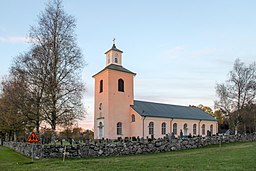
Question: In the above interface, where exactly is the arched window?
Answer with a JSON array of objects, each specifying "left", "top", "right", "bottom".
[
  {"left": 161, "top": 122, "right": 166, "bottom": 135},
  {"left": 99, "top": 80, "right": 103, "bottom": 93},
  {"left": 99, "top": 122, "right": 103, "bottom": 127},
  {"left": 183, "top": 123, "right": 188, "bottom": 130},
  {"left": 149, "top": 122, "right": 154, "bottom": 135},
  {"left": 118, "top": 79, "right": 124, "bottom": 92},
  {"left": 117, "top": 122, "right": 122, "bottom": 135},
  {"left": 193, "top": 124, "right": 197, "bottom": 135},
  {"left": 131, "top": 114, "right": 135, "bottom": 122},
  {"left": 183, "top": 123, "right": 188, "bottom": 135},
  {"left": 202, "top": 124, "right": 205, "bottom": 135},
  {"left": 210, "top": 125, "right": 213, "bottom": 134},
  {"left": 173, "top": 123, "right": 177, "bottom": 135},
  {"left": 115, "top": 58, "right": 118, "bottom": 63}
]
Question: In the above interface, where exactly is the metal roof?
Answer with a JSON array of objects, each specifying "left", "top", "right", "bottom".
[
  {"left": 92, "top": 64, "right": 136, "bottom": 77},
  {"left": 105, "top": 44, "right": 123, "bottom": 54},
  {"left": 131, "top": 100, "right": 216, "bottom": 121}
]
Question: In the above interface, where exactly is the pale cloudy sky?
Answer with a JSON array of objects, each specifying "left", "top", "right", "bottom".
[{"left": 0, "top": 0, "right": 256, "bottom": 130}]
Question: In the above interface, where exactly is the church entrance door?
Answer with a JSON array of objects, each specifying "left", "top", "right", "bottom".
[{"left": 98, "top": 122, "right": 104, "bottom": 139}]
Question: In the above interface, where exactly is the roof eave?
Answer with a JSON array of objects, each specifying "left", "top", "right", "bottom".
[
  {"left": 136, "top": 113, "right": 217, "bottom": 121},
  {"left": 93, "top": 65, "right": 136, "bottom": 78},
  {"left": 105, "top": 48, "right": 123, "bottom": 54}
]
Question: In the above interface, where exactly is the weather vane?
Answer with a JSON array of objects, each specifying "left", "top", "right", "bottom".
[{"left": 113, "top": 38, "right": 116, "bottom": 45}]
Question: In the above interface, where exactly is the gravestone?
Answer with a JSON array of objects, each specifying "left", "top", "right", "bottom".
[{"left": 180, "top": 129, "right": 183, "bottom": 138}]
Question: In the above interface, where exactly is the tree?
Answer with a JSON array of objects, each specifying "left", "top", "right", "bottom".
[
  {"left": 72, "top": 127, "right": 83, "bottom": 142},
  {"left": 239, "top": 103, "right": 256, "bottom": 133},
  {"left": 213, "top": 109, "right": 225, "bottom": 131},
  {"left": 0, "top": 75, "right": 28, "bottom": 142},
  {"left": 29, "top": 0, "right": 85, "bottom": 143},
  {"left": 215, "top": 59, "right": 256, "bottom": 134},
  {"left": 191, "top": 104, "right": 226, "bottom": 132},
  {"left": 83, "top": 129, "right": 94, "bottom": 140},
  {"left": 12, "top": 46, "right": 48, "bottom": 133},
  {"left": 190, "top": 104, "right": 215, "bottom": 117}
]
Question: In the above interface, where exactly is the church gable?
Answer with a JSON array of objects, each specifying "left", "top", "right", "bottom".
[{"left": 131, "top": 100, "right": 216, "bottom": 121}]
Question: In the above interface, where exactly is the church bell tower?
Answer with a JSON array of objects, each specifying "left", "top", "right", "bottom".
[{"left": 93, "top": 40, "right": 136, "bottom": 139}]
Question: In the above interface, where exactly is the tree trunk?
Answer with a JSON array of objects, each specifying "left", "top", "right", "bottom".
[
  {"left": 5, "top": 133, "right": 8, "bottom": 141},
  {"left": 13, "top": 131, "right": 17, "bottom": 142},
  {"left": 254, "top": 112, "right": 256, "bottom": 133},
  {"left": 234, "top": 126, "right": 238, "bottom": 135},
  {"left": 51, "top": 121, "right": 56, "bottom": 145},
  {"left": 0, "top": 132, "right": 3, "bottom": 145},
  {"left": 36, "top": 120, "right": 40, "bottom": 134},
  {"left": 9, "top": 131, "right": 12, "bottom": 141},
  {"left": 51, "top": 129, "right": 56, "bottom": 145}
]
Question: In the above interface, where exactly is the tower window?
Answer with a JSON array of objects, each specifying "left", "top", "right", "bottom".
[
  {"left": 115, "top": 58, "right": 118, "bottom": 63},
  {"left": 131, "top": 114, "right": 135, "bottom": 122},
  {"left": 100, "top": 80, "right": 103, "bottom": 93},
  {"left": 118, "top": 79, "right": 124, "bottom": 92},
  {"left": 117, "top": 122, "right": 122, "bottom": 135}
]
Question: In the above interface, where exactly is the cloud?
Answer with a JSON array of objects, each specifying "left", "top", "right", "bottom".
[
  {"left": 191, "top": 48, "right": 216, "bottom": 58},
  {"left": 162, "top": 45, "right": 217, "bottom": 60},
  {"left": 0, "top": 36, "right": 29, "bottom": 44},
  {"left": 164, "top": 45, "right": 188, "bottom": 59}
]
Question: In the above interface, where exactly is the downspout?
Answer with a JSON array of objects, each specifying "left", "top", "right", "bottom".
[
  {"left": 198, "top": 120, "right": 202, "bottom": 136},
  {"left": 142, "top": 116, "right": 146, "bottom": 139},
  {"left": 170, "top": 118, "right": 174, "bottom": 134},
  {"left": 216, "top": 122, "right": 218, "bottom": 135}
]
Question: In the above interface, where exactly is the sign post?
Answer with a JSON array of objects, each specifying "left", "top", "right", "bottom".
[
  {"left": 63, "top": 146, "right": 67, "bottom": 162},
  {"left": 26, "top": 131, "right": 40, "bottom": 162}
]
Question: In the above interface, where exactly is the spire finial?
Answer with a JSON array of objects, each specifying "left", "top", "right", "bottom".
[{"left": 112, "top": 38, "right": 116, "bottom": 48}]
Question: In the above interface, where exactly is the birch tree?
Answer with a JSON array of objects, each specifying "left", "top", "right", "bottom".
[{"left": 215, "top": 59, "right": 256, "bottom": 134}]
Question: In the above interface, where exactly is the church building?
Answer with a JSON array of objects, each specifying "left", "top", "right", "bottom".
[{"left": 93, "top": 42, "right": 218, "bottom": 139}]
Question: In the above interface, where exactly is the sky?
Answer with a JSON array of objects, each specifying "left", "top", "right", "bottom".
[{"left": 1, "top": 0, "right": 256, "bottom": 130}]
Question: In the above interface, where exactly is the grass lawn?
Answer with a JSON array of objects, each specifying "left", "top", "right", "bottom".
[{"left": 0, "top": 141, "right": 256, "bottom": 171}]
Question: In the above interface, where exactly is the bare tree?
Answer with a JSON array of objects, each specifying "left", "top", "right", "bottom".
[
  {"left": 28, "top": 0, "right": 85, "bottom": 143},
  {"left": 0, "top": 75, "right": 28, "bottom": 141},
  {"left": 215, "top": 59, "right": 256, "bottom": 134},
  {"left": 12, "top": 46, "right": 49, "bottom": 133}
]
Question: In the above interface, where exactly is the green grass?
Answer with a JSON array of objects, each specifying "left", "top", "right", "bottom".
[{"left": 0, "top": 142, "right": 256, "bottom": 171}]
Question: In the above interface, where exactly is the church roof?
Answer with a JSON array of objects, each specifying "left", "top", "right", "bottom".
[
  {"left": 105, "top": 44, "right": 123, "bottom": 54},
  {"left": 92, "top": 64, "right": 136, "bottom": 77},
  {"left": 131, "top": 100, "right": 216, "bottom": 121}
]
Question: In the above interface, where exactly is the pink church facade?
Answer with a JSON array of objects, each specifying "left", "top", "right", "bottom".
[{"left": 93, "top": 43, "right": 218, "bottom": 140}]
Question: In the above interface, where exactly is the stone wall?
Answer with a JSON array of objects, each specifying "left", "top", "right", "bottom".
[{"left": 3, "top": 134, "right": 256, "bottom": 159}]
